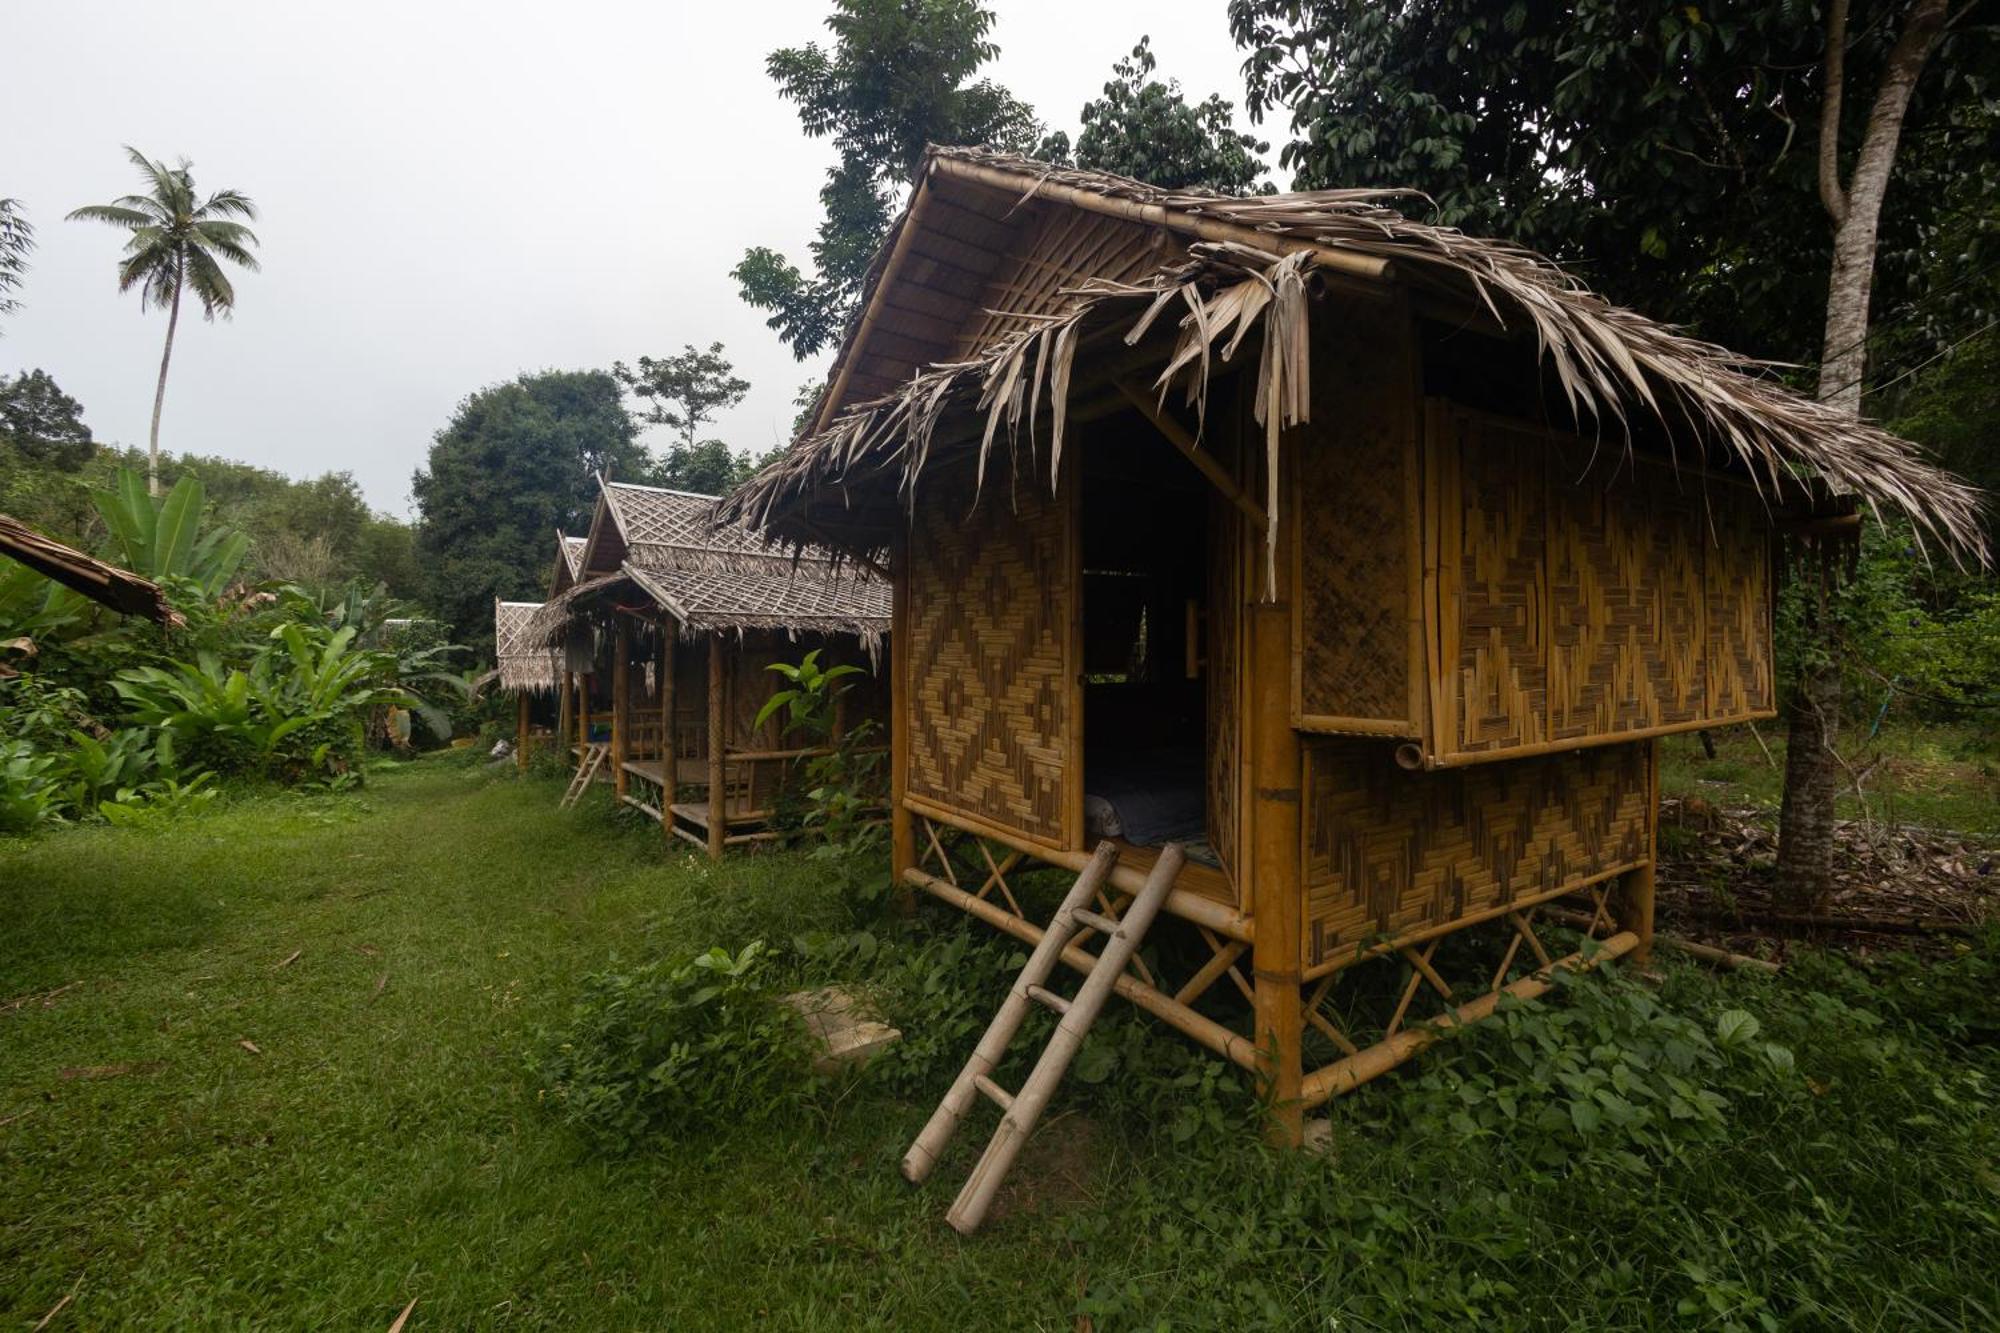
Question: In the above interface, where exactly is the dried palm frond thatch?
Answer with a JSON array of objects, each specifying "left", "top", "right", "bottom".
[
  {"left": 493, "top": 599, "right": 560, "bottom": 693},
  {"left": 722, "top": 146, "right": 1987, "bottom": 570},
  {"left": 0, "top": 512, "right": 183, "bottom": 626}
]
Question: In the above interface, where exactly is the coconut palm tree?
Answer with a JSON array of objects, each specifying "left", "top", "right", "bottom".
[{"left": 69, "top": 148, "right": 259, "bottom": 495}]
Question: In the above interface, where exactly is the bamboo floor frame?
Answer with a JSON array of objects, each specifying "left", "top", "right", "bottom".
[{"left": 907, "top": 808, "right": 1653, "bottom": 1121}]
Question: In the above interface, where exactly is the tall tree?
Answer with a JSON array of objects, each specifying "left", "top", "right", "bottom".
[
  {"left": 68, "top": 148, "right": 260, "bottom": 497},
  {"left": 1038, "top": 36, "right": 1273, "bottom": 194},
  {"left": 733, "top": 0, "right": 1043, "bottom": 358},
  {"left": 612, "top": 341, "right": 755, "bottom": 492},
  {"left": 0, "top": 198, "right": 31, "bottom": 330},
  {"left": 1777, "top": 0, "right": 1957, "bottom": 908},
  {"left": 0, "top": 370, "right": 93, "bottom": 472},
  {"left": 1228, "top": 1, "right": 1994, "bottom": 366},
  {"left": 411, "top": 370, "right": 642, "bottom": 636}
]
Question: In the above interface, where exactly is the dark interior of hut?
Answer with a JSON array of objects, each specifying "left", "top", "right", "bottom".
[{"left": 1080, "top": 410, "right": 1213, "bottom": 860}]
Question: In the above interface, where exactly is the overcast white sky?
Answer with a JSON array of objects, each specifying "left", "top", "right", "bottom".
[{"left": 1, "top": 2, "right": 1271, "bottom": 516}]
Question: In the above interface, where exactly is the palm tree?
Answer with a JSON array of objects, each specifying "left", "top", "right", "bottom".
[{"left": 69, "top": 148, "right": 259, "bottom": 495}]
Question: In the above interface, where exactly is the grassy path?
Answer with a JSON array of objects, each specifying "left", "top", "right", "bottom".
[
  {"left": 0, "top": 758, "right": 1072, "bottom": 1328},
  {"left": 4, "top": 754, "right": 1997, "bottom": 1329}
]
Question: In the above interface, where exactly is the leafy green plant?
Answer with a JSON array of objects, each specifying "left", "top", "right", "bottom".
[
  {"left": 753, "top": 648, "right": 861, "bottom": 741},
  {"left": 92, "top": 467, "right": 248, "bottom": 597},
  {"left": 59, "top": 727, "right": 158, "bottom": 810},
  {"left": 0, "top": 739, "right": 63, "bottom": 833},
  {"left": 531, "top": 941, "right": 813, "bottom": 1152}
]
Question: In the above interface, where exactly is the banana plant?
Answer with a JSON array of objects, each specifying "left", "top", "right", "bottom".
[{"left": 92, "top": 467, "right": 249, "bottom": 598}]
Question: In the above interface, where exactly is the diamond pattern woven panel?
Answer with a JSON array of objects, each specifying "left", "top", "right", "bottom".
[
  {"left": 1298, "top": 313, "right": 1419, "bottom": 729},
  {"left": 904, "top": 466, "right": 1075, "bottom": 847},
  {"left": 1546, "top": 447, "right": 1710, "bottom": 737},
  {"left": 1431, "top": 408, "right": 1776, "bottom": 760},
  {"left": 1705, "top": 486, "right": 1775, "bottom": 716},
  {"left": 1303, "top": 739, "right": 1651, "bottom": 968}
]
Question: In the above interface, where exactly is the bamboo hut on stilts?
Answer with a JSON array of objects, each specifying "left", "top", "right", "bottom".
[
  {"left": 529, "top": 479, "right": 890, "bottom": 855},
  {"left": 721, "top": 146, "right": 1988, "bottom": 1202},
  {"left": 487, "top": 598, "right": 563, "bottom": 772}
]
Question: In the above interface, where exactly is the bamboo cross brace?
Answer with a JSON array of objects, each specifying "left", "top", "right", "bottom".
[
  {"left": 1303, "top": 973, "right": 1362, "bottom": 1057},
  {"left": 1509, "top": 910, "right": 1554, "bottom": 970},
  {"left": 1093, "top": 888, "right": 1157, "bottom": 990},
  {"left": 1173, "top": 932, "right": 1251, "bottom": 1008},
  {"left": 1583, "top": 882, "right": 1616, "bottom": 938},
  {"left": 975, "top": 842, "right": 1026, "bottom": 917},
  {"left": 1114, "top": 380, "right": 1270, "bottom": 532},
  {"left": 1386, "top": 939, "right": 1446, "bottom": 1039},
  {"left": 1490, "top": 920, "right": 1529, "bottom": 994},
  {"left": 922, "top": 819, "right": 961, "bottom": 888}
]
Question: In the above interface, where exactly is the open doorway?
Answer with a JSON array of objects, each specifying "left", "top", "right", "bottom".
[{"left": 1079, "top": 408, "right": 1214, "bottom": 864}]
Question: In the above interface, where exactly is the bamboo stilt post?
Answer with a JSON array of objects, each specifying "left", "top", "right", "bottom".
[
  {"left": 706, "top": 632, "right": 725, "bottom": 861},
  {"left": 612, "top": 622, "right": 630, "bottom": 801},
  {"left": 1623, "top": 737, "right": 1661, "bottom": 965},
  {"left": 578, "top": 673, "right": 592, "bottom": 763},
  {"left": 889, "top": 526, "right": 916, "bottom": 910},
  {"left": 1246, "top": 419, "right": 1304, "bottom": 1148},
  {"left": 515, "top": 692, "right": 530, "bottom": 773},
  {"left": 557, "top": 669, "right": 572, "bottom": 756},
  {"left": 660, "top": 620, "right": 676, "bottom": 845}
]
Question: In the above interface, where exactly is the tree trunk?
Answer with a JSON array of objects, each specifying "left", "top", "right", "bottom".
[
  {"left": 147, "top": 261, "right": 184, "bottom": 497},
  {"left": 1774, "top": 0, "right": 1948, "bottom": 910}
]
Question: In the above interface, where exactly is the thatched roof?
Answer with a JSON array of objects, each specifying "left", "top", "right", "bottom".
[
  {"left": 527, "top": 481, "right": 889, "bottom": 654},
  {"left": 722, "top": 145, "right": 1987, "bottom": 569},
  {"left": 0, "top": 513, "right": 183, "bottom": 626},
  {"left": 493, "top": 598, "right": 560, "bottom": 693},
  {"left": 548, "top": 532, "right": 588, "bottom": 597}
]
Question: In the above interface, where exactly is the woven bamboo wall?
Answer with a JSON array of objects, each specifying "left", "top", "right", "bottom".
[
  {"left": 1304, "top": 738, "right": 1652, "bottom": 968},
  {"left": 904, "top": 463, "right": 1077, "bottom": 846},
  {"left": 1296, "top": 310, "right": 1422, "bottom": 732},
  {"left": 1429, "top": 406, "right": 1776, "bottom": 760}
]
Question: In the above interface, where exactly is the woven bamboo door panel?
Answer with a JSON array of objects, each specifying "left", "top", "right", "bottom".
[
  {"left": 1546, "top": 448, "right": 1710, "bottom": 737},
  {"left": 1296, "top": 310, "right": 1421, "bottom": 732},
  {"left": 1706, "top": 487, "right": 1775, "bottom": 717},
  {"left": 905, "top": 467, "right": 1076, "bottom": 846},
  {"left": 1302, "top": 739, "right": 1651, "bottom": 966},
  {"left": 1444, "top": 421, "right": 1548, "bottom": 753}
]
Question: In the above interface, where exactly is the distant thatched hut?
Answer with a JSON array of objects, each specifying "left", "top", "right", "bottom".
[
  {"left": 528, "top": 480, "right": 889, "bottom": 856},
  {"left": 723, "top": 147, "right": 1986, "bottom": 1143}
]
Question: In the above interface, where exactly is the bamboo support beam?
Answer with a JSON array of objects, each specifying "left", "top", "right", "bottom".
[
  {"left": 706, "top": 632, "right": 725, "bottom": 861},
  {"left": 905, "top": 867, "right": 1258, "bottom": 1071},
  {"left": 1540, "top": 907, "right": 1781, "bottom": 974},
  {"left": 515, "top": 692, "right": 530, "bottom": 773},
  {"left": 1300, "top": 931, "right": 1639, "bottom": 1108},
  {"left": 927, "top": 154, "right": 1397, "bottom": 286},
  {"left": 1114, "top": 380, "right": 1269, "bottom": 530},
  {"left": 611, "top": 623, "right": 630, "bottom": 801},
  {"left": 557, "top": 669, "right": 572, "bottom": 755}
]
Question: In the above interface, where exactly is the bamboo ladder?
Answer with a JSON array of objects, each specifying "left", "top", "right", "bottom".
[
  {"left": 559, "top": 743, "right": 608, "bottom": 808},
  {"left": 903, "top": 841, "right": 1185, "bottom": 1235}
]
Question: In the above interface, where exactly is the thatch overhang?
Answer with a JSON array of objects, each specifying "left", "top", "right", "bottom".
[
  {"left": 492, "top": 598, "right": 561, "bottom": 693},
  {"left": 721, "top": 145, "right": 1988, "bottom": 570},
  {"left": 0, "top": 513, "right": 183, "bottom": 626}
]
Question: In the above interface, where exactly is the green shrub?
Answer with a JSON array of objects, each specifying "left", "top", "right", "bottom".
[
  {"left": 0, "top": 739, "right": 63, "bottom": 834},
  {"left": 530, "top": 941, "right": 814, "bottom": 1152}
]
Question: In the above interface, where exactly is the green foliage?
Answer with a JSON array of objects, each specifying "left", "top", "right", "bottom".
[
  {"left": 1038, "top": 37, "right": 1273, "bottom": 195},
  {"left": 754, "top": 648, "right": 862, "bottom": 740},
  {"left": 0, "top": 369, "right": 92, "bottom": 470},
  {"left": 1226, "top": 0, "right": 1998, "bottom": 367},
  {"left": 92, "top": 467, "right": 250, "bottom": 597},
  {"left": 68, "top": 146, "right": 260, "bottom": 319},
  {"left": 611, "top": 342, "right": 764, "bottom": 493},
  {"left": 0, "top": 196, "right": 31, "bottom": 326},
  {"left": 531, "top": 941, "right": 813, "bottom": 1151},
  {"left": 735, "top": 0, "right": 1043, "bottom": 357},
  {"left": 411, "top": 369, "right": 644, "bottom": 637},
  {"left": 0, "top": 739, "right": 62, "bottom": 833}
]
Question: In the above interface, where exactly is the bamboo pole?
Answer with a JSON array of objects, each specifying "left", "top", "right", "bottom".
[
  {"left": 612, "top": 622, "right": 630, "bottom": 801},
  {"left": 515, "top": 692, "right": 530, "bottom": 773},
  {"left": 1624, "top": 738, "right": 1661, "bottom": 964},
  {"left": 557, "top": 669, "right": 572, "bottom": 756},
  {"left": 1540, "top": 907, "right": 1780, "bottom": 974},
  {"left": 1245, "top": 411, "right": 1305, "bottom": 1148},
  {"left": 660, "top": 622, "right": 676, "bottom": 847},
  {"left": 1114, "top": 380, "right": 1268, "bottom": 530},
  {"left": 1299, "top": 931, "right": 1640, "bottom": 1108},
  {"left": 890, "top": 527, "right": 916, "bottom": 911},
  {"left": 927, "top": 155, "right": 1396, "bottom": 286},
  {"left": 577, "top": 672, "right": 592, "bottom": 761},
  {"left": 706, "top": 632, "right": 725, "bottom": 861}
]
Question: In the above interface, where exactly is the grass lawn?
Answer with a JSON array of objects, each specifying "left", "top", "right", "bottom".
[{"left": 3, "top": 753, "right": 1997, "bottom": 1329}]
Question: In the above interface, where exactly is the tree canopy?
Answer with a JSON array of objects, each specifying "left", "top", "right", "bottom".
[
  {"left": 612, "top": 342, "right": 761, "bottom": 492},
  {"left": 733, "top": 0, "right": 1043, "bottom": 357},
  {"left": 0, "top": 370, "right": 93, "bottom": 472},
  {"left": 411, "top": 370, "right": 642, "bottom": 635},
  {"left": 1038, "top": 36, "right": 1273, "bottom": 195},
  {"left": 1227, "top": 0, "right": 1998, "bottom": 368}
]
